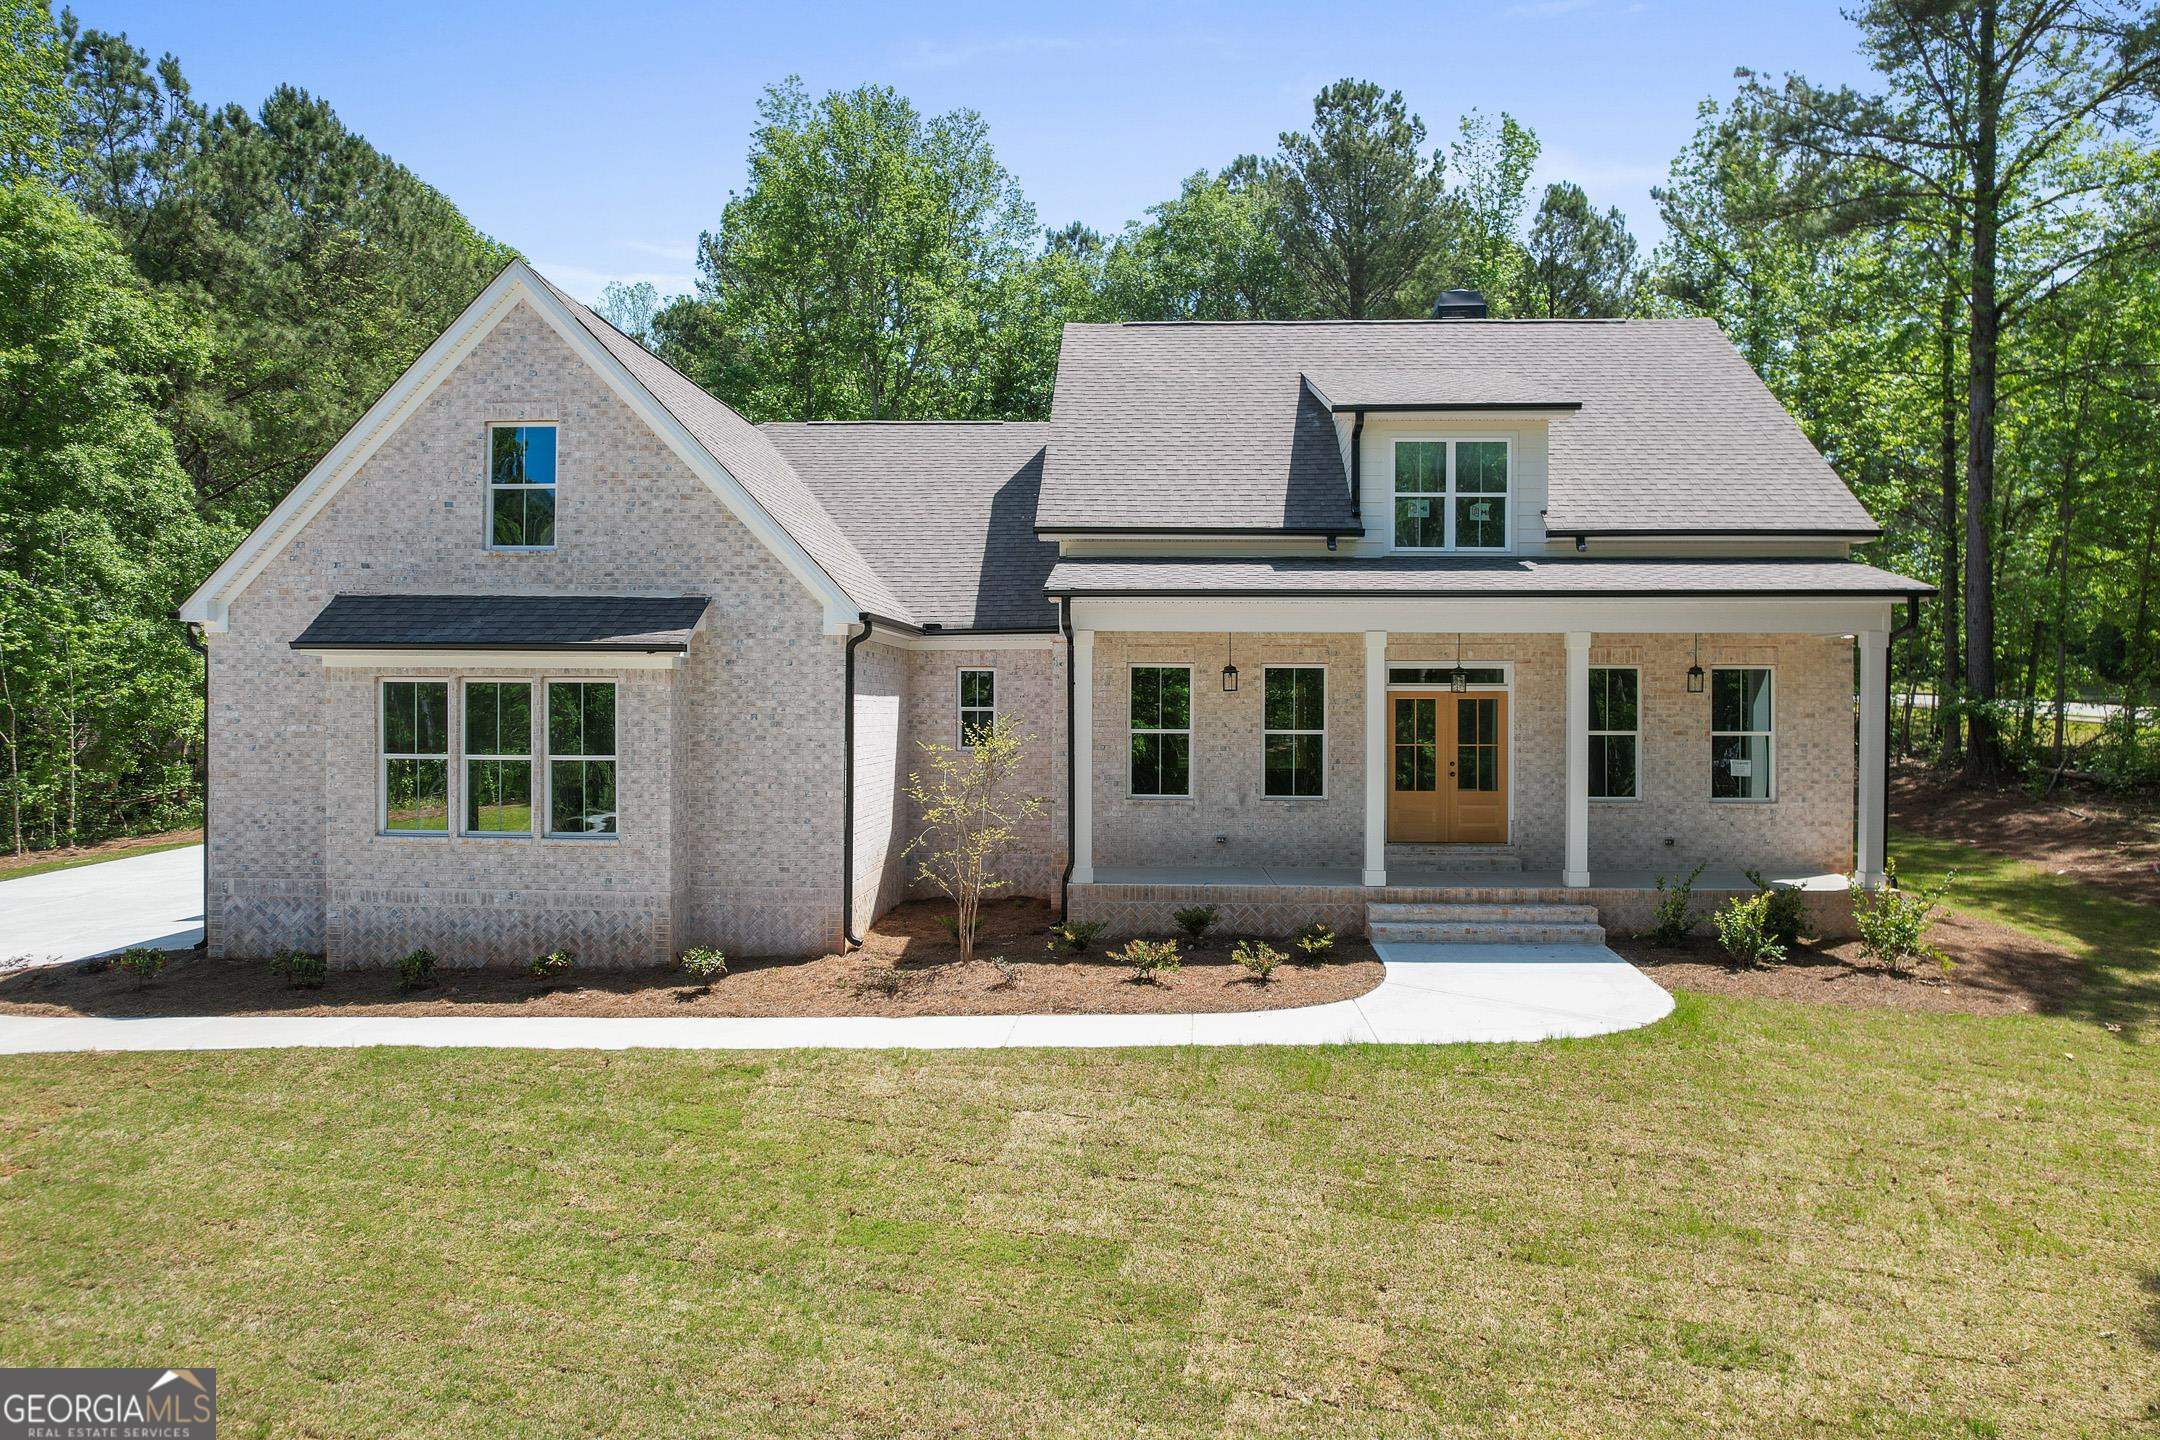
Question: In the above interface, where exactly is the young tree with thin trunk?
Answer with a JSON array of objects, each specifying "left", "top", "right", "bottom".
[{"left": 902, "top": 717, "right": 1045, "bottom": 966}]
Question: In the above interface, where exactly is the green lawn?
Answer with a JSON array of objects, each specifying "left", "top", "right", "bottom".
[
  {"left": 0, "top": 834, "right": 197, "bottom": 882},
  {"left": 1890, "top": 828, "right": 2160, "bottom": 1030},
  {"left": 3, "top": 998, "right": 2156, "bottom": 1437}
]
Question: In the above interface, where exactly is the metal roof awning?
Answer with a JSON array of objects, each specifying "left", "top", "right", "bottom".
[
  {"left": 291, "top": 594, "right": 712, "bottom": 656},
  {"left": 1046, "top": 555, "right": 1935, "bottom": 600}
]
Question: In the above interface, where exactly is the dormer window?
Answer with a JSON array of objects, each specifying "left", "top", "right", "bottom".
[
  {"left": 1392, "top": 438, "right": 1509, "bottom": 551},
  {"left": 489, "top": 423, "right": 557, "bottom": 550}
]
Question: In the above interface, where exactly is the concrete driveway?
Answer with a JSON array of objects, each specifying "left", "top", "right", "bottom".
[{"left": 0, "top": 845, "right": 204, "bottom": 969}]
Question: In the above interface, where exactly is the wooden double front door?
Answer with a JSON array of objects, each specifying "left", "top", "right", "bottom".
[{"left": 1387, "top": 691, "right": 1508, "bottom": 844}]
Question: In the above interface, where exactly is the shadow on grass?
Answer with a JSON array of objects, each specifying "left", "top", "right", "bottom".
[{"left": 1891, "top": 830, "right": 2160, "bottom": 1038}]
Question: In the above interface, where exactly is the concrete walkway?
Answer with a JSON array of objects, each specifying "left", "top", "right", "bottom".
[
  {"left": 0, "top": 944, "right": 1673, "bottom": 1054},
  {"left": 0, "top": 845, "right": 204, "bottom": 969}
]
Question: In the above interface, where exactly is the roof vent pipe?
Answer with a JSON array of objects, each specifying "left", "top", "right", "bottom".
[{"left": 1430, "top": 289, "right": 1488, "bottom": 319}]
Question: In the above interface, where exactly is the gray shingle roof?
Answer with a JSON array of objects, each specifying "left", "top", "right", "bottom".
[
  {"left": 762, "top": 422, "right": 1059, "bottom": 631},
  {"left": 1045, "top": 554, "right": 1933, "bottom": 598},
  {"left": 292, "top": 594, "right": 712, "bottom": 651},
  {"left": 1040, "top": 319, "right": 1879, "bottom": 536},
  {"left": 533, "top": 275, "right": 917, "bottom": 623}
]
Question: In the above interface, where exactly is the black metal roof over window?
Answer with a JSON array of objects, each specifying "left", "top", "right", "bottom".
[{"left": 291, "top": 594, "right": 711, "bottom": 652}]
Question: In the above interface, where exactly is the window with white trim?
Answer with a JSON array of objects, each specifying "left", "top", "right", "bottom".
[
  {"left": 958, "top": 668, "right": 996, "bottom": 748},
  {"left": 488, "top": 423, "right": 557, "bottom": 550},
  {"left": 381, "top": 680, "right": 449, "bottom": 834},
  {"left": 1128, "top": 665, "right": 1191, "bottom": 797},
  {"left": 546, "top": 681, "right": 617, "bottom": 835},
  {"left": 1262, "top": 667, "right": 1325, "bottom": 797},
  {"left": 1588, "top": 667, "right": 1639, "bottom": 800},
  {"left": 464, "top": 681, "right": 533, "bottom": 834},
  {"left": 1711, "top": 667, "right": 1773, "bottom": 801},
  {"left": 1392, "top": 438, "right": 1509, "bottom": 551}
]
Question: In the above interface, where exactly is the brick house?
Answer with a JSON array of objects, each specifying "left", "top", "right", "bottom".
[{"left": 179, "top": 262, "right": 1930, "bottom": 965}]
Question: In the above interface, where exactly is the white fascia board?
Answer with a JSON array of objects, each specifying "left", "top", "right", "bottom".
[
  {"left": 892, "top": 632, "right": 1062, "bottom": 652},
  {"left": 1069, "top": 596, "right": 1896, "bottom": 636},
  {"left": 297, "top": 648, "right": 686, "bottom": 671},
  {"left": 181, "top": 260, "right": 862, "bottom": 633}
]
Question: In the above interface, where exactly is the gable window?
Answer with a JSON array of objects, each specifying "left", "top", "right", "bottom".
[
  {"left": 381, "top": 680, "right": 449, "bottom": 834},
  {"left": 489, "top": 423, "right": 557, "bottom": 550},
  {"left": 1392, "top": 438, "right": 1510, "bottom": 551},
  {"left": 1711, "top": 667, "right": 1774, "bottom": 801},
  {"left": 547, "top": 681, "right": 617, "bottom": 835},
  {"left": 1263, "top": 666, "right": 1326, "bottom": 798},
  {"left": 1128, "top": 665, "right": 1191, "bottom": 797},
  {"left": 1588, "top": 667, "right": 1639, "bottom": 800},
  {"left": 958, "top": 668, "right": 996, "bottom": 748},
  {"left": 464, "top": 681, "right": 533, "bottom": 834}
]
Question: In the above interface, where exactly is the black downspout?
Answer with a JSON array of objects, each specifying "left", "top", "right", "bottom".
[
  {"left": 1348, "top": 410, "right": 1366, "bottom": 522},
  {"left": 1883, "top": 594, "right": 1922, "bottom": 887},
  {"left": 182, "top": 621, "right": 210, "bottom": 955},
  {"left": 841, "top": 617, "right": 874, "bottom": 947},
  {"left": 1058, "top": 597, "right": 1076, "bottom": 917}
]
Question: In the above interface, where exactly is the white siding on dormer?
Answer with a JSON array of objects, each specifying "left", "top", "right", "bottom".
[{"left": 1352, "top": 414, "right": 1550, "bottom": 556}]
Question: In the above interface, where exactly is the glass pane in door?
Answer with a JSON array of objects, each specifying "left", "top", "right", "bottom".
[
  {"left": 1393, "top": 697, "right": 1437, "bottom": 791},
  {"left": 1456, "top": 697, "right": 1499, "bottom": 792}
]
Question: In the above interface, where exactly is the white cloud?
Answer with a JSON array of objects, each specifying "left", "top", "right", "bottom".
[
  {"left": 528, "top": 260, "right": 696, "bottom": 306},
  {"left": 622, "top": 239, "right": 697, "bottom": 262},
  {"left": 1503, "top": 0, "right": 1647, "bottom": 17},
  {"left": 894, "top": 35, "right": 1083, "bottom": 71}
]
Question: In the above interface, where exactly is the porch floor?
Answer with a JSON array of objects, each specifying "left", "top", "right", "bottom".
[{"left": 1088, "top": 865, "right": 1850, "bottom": 892}]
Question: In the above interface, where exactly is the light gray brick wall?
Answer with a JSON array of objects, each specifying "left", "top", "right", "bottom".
[
  {"left": 900, "top": 645, "right": 1067, "bottom": 903},
  {"left": 208, "top": 299, "right": 847, "bottom": 965}
]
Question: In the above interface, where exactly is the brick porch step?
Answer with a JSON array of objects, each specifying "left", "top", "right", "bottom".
[
  {"left": 1365, "top": 900, "right": 1605, "bottom": 946},
  {"left": 1367, "top": 901, "right": 1600, "bottom": 924},
  {"left": 1384, "top": 843, "right": 1522, "bottom": 872}
]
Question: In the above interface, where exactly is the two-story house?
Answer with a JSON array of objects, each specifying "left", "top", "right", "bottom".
[{"left": 179, "top": 262, "right": 1929, "bottom": 965}]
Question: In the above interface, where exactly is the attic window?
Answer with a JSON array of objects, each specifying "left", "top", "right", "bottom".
[{"left": 489, "top": 423, "right": 557, "bottom": 550}]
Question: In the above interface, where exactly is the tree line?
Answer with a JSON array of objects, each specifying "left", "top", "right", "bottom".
[{"left": 2, "top": 0, "right": 2156, "bottom": 854}]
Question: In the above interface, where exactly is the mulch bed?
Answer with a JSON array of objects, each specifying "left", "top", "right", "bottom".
[
  {"left": 1890, "top": 765, "right": 2160, "bottom": 906},
  {"left": 1610, "top": 908, "right": 2087, "bottom": 1018},
  {"left": 0, "top": 897, "right": 1380, "bottom": 1020}
]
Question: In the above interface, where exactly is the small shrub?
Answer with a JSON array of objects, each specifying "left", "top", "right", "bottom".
[
  {"left": 679, "top": 947, "right": 729, "bottom": 988},
  {"left": 1048, "top": 919, "right": 1106, "bottom": 954},
  {"left": 1744, "top": 869, "right": 1813, "bottom": 950},
  {"left": 1645, "top": 862, "right": 1707, "bottom": 945},
  {"left": 937, "top": 911, "right": 984, "bottom": 946},
  {"left": 1853, "top": 860, "right": 1953, "bottom": 973},
  {"left": 1232, "top": 939, "right": 1283, "bottom": 983},
  {"left": 987, "top": 954, "right": 1020, "bottom": 989},
  {"left": 529, "top": 948, "right": 576, "bottom": 983},
  {"left": 396, "top": 948, "right": 437, "bottom": 992},
  {"left": 1712, "top": 893, "right": 1786, "bottom": 970},
  {"left": 270, "top": 947, "right": 326, "bottom": 989},
  {"left": 1291, "top": 922, "right": 1335, "bottom": 962},
  {"left": 113, "top": 946, "right": 167, "bottom": 987},
  {"left": 1172, "top": 904, "right": 1221, "bottom": 944},
  {"left": 1118, "top": 937, "right": 1182, "bottom": 983},
  {"left": 861, "top": 965, "right": 905, "bottom": 998}
]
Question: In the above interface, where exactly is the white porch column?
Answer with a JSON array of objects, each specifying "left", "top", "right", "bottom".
[
  {"left": 1563, "top": 631, "right": 1591, "bottom": 888},
  {"left": 1856, "top": 628, "right": 1889, "bottom": 888},
  {"left": 1363, "top": 630, "right": 1388, "bottom": 886},
  {"left": 1070, "top": 628, "right": 1095, "bottom": 885}
]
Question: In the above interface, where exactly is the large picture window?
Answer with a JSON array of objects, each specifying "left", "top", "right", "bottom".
[
  {"left": 488, "top": 423, "right": 557, "bottom": 550},
  {"left": 1711, "top": 667, "right": 1774, "bottom": 801},
  {"left": 380, "top": 680, "right": 449, "bottom": 833},
  {"left": 464, "top": 681, "right": 533, "bottom": 834},
  {"left": 1128, "top": 665, "right": 1191, "bottom": 797},
  {"left": 1392, "top": 438, "right": 1510, "bottom": 551},
  {"left": 958, "top": 668, "right": 996, "bottom": 748},
  {"left": 1588, "top": 667, "right": 1639, "bottom": 800},
  {"left": 547, "top": 681, "right": 617, "bottom": 835},
  {"left": 1263, "top": 667, "right": 1326, "bottom": 797}
]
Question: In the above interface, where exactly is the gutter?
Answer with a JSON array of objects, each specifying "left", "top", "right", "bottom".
[
  {"left": 840, "top": 615, "right": 880, "bottom": 948},
  {"left": 1883, "top": 594, "right": 1922, "bottom": 888},
  {"left": 181, "top": 620, "right": 210, "bottom": 956},
  {"left": 1058, "top": 597, "right": 1076, "bottom": 917},
  {"left": 1043, "top": 586, "right": 1938, "bottom": 602}
]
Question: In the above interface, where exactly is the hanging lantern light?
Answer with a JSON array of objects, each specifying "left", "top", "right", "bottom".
[
  {"left": 1686, "top": 633, "right": 1705, "bottom": 694},
  {"left": 1221, "top": 633, "right": 1239, "bottom": 693},
  {"left": 1449, "top": 633, "right": 1469, "bottom": 692}
]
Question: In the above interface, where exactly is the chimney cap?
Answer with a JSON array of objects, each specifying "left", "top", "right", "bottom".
[{"left": 1430, "top": 289, "right": 1488, "bottom": 319}]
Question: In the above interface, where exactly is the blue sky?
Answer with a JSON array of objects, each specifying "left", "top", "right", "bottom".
[{"left": 77, "top": 0, "right": 1875, "bottom": 302}]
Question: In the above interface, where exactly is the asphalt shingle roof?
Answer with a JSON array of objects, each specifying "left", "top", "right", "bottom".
[
  {"left": 1039, "top": 319, "right": 1879, "bottom": 536},
  {"left": 292, "top": 594, "right": 712, "bottom": 651},
  {"left": 762, "top": 422, "right": 1060, "bottom": 631},
  {"left": 1044, "top": 554, "right": 1933, "bottom": 598}
]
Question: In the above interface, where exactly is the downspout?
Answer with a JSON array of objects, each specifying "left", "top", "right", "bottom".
[
  {"left": 841, "top": 616, "right": 875, "bottom": 947},
  {"left": 182, "top": 621, "right": 210, "bottom": 955},
  {"left": 1883, "top": 594, "right": 1922, "bottom": 887},
  {"left": 1347, "top": 410, "right": 1366, "bottom": 524},
  {"left": 1058, "top": 596, "right": 1075, "bottom": 917}
]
